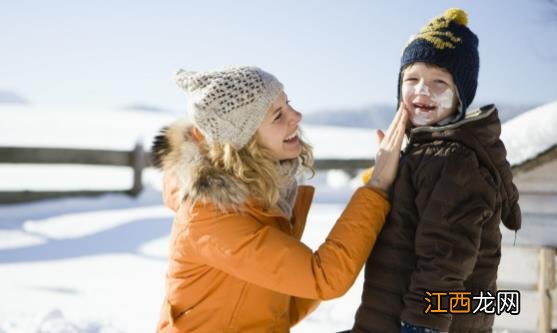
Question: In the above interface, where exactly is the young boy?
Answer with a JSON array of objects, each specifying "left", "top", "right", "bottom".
[{"left": 350, "top": 8, "right": 521, "bottom": 333}]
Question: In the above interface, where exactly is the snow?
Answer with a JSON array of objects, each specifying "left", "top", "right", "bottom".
[
  {"left": 0, "top": 104, "right": 174, "bottom": 151},
  {"left": 1, "top": 103, "right": 556, "bottom": 332},
  {"left": 0, "top": 190, "right": 171, "bottom": 333},
  {"left": 0, "top": 103, "right": 376, "bottom": 158},
  {"left": 0, "top": 165, "right": 133, "bottom": 191},
  {"left": 303, "top": 125, "right": 377, "bottom": 159},
  {"left": 501, "top": 101, "right": 557, "bottom": 166}
]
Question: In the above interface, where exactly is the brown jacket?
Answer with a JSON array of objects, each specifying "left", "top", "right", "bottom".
[
  {"left": 352, "top": 105, "right": 521, "bottom": 333},
  {"left": 152, "top": 120, "right": 391, "bottom": 332}
]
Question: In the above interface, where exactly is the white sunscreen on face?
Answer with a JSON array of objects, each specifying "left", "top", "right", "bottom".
[
  {"left": 431, "top": 88, "right": 454, "bottom": 109},
  {"left": 412, "top": 112, "right": 433, "bottom": 126},
  {"left": 410, "top": 87, "right": 455, "bottom": 126}
]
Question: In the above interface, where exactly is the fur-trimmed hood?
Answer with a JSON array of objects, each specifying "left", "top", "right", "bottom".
[{"left": 151, "top": 119, "right": 250, "bottom": 209}]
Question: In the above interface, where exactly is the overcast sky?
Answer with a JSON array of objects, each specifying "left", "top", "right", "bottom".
[{"left": 2, "top": 0, "right": 556, "bottom": 114}]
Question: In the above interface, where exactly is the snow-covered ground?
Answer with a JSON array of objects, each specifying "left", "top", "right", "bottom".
[{"left": 1, "top": 103, "right": 556, "bottom": 332}]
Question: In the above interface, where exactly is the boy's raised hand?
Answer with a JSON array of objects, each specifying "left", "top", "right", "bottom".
[{"left": 367, "top": 103, "right": 408, "bottom": 193}]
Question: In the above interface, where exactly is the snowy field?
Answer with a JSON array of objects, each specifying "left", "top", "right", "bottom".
[
  {"left": 1, "top": 182, "right": 553, "bottom": 333},
  {"left": 1, "top": 103, "right": 556, "bottom": 332}
]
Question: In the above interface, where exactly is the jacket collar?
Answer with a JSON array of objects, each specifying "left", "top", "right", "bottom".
[
  {"left": 407, "top": 105, "right": 521, "bottom": 231},
  {"left": 151, "top": 119, "right": 315, "bottom": 232},
  {"left": 151, "top": 119, "right": 251, "bottom": 211}
]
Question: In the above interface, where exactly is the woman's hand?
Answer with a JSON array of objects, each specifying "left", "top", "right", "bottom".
[{"left": 367, "top": 103, "right": 408, "bottom": 192}]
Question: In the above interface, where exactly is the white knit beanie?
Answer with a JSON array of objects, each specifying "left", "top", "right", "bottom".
[{"left": 174, "top": 66, "right": 283, "bottom": 149}]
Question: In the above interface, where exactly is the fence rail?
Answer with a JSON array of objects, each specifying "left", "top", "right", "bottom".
[
  {"left": 0, "top": 145, "right": 374, "bottom": 204},
  {"left": 0, "top": 147, "right": 134, "bottom": 166}
]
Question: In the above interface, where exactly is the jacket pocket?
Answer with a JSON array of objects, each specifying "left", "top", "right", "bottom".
[{"left": 165, "top": 299, "right": 193, "bottom": 326}]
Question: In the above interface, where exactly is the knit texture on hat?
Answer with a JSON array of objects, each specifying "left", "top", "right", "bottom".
[
  {"left": 398, "top": 8, "right": 479, "bottom": 122},
  {"left": 175, "top": 66, "right": 283, "bottom": 149}
]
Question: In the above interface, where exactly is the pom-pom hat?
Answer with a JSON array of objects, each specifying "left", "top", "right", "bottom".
[{"left": 398, "top": 8, "right": 479, "bottom": 122}]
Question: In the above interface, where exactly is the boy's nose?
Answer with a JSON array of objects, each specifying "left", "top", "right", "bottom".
[{"left": 415, "top": 80, "right": 430, "bottom": 96}]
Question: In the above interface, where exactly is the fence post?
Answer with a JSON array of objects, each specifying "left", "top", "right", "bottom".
[
  {"left": 130, "top": 141, "right": 144, "bottom": 197},
  {"left": 538, "top": 247, "right": 555, "bottom": 333}
]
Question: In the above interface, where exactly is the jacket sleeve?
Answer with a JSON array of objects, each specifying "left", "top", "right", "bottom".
[
  {"left": 289, "top": 296, "right": 321, "bottom": 326},
  {"left": 400, "top": 147, "right": 497, "bottom": 331},
  {"left": 179, "top": 186, "right": 390, "bottom": 301}
]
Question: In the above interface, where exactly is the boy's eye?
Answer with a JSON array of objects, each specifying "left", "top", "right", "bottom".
[
  {"left": 404, "top": 77, "right": 418, "bottom": 82},
  {"left": 434, "top": 79, "right": 447, "bottom": 85}
]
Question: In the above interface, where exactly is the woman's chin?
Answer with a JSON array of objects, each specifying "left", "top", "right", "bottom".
[{"left": 279, "top": 148, "right": 302, "bottom": 161}]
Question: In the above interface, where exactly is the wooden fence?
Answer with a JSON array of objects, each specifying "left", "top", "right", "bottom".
[
  {"left": 538, "top": 248, "right": 556, "bottom": 333},
  {"left": 497, "top": 245, "right": 556, "bottom": 333},
  {"left": 0, "top": 145, "right": 373, "bottom": 204},
  {"left": 0, "top": 144, "right": 147, "bottom": 203}
]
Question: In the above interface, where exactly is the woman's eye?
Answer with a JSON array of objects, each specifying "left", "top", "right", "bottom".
[
  {"left": 404, "top": 78, "right": 418, "bottom": 82},
  {"left": 274, "top": 112, "right": 282, "bottom": 121}
]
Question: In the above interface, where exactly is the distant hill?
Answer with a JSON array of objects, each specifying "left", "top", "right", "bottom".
[
  {"left": 0, "top": 91, "right": 29, "bottom": 104},
  {"left": 121, "top": 104, "right": 174, "bottom": 114},
  {"left": 304, "top": 103, "right": 539, "bottom": 129}
]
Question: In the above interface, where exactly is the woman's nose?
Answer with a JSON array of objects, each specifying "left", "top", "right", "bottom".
[{"left": 290, "top": 109, "right": 302, "bottom": 125}]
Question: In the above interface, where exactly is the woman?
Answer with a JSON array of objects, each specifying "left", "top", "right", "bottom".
[{"left": 152, "top": 65, "right": 407, "bottom": 332}]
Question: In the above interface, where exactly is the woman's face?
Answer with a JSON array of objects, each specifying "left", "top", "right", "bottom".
[
  {"left": 401, "top": 62, "right": 459, "bottom": 126},
  {"left": 256, "top": 90, "right": 302, "bottom": 160}
]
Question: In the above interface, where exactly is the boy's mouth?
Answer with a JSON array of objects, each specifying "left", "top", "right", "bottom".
[{"left": 413, "top": 102, "right": 436, "bottom": 112}]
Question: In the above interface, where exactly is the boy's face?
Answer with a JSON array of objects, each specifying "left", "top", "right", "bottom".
[{"left": 401, "top": 62, "right": 459, "bottom": 127}]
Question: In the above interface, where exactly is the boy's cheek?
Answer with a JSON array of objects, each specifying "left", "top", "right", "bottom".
[
  {"left": 402, "top": 98, "right": 415, "bottom": 114},
  {"left": 401, "top": 84, "right": 412, "bottom": 98},
  {"left": 401, "top": 86, "right": 414, "bottom": 107}
]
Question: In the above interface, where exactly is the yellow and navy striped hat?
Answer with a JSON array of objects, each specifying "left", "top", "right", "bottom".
[{"left": 398, "top": 8, "right": 479, "bottom": 121}]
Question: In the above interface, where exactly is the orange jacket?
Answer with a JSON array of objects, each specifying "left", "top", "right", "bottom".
[
  {"left": 153, "top": 121, "right": 391, "bottom": 332},
  {"left": 158, "top": 184, "right": 389, "bottom": 333}
]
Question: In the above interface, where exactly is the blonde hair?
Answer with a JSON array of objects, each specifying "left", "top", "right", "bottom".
[{"left": 202, "top": 132, "right": 314, "bottom": 210}]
